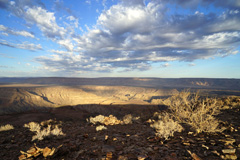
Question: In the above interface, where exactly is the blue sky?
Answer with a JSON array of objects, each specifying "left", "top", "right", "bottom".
[{"left": 0, "top": 0, "right": 240, "bottom": 78}]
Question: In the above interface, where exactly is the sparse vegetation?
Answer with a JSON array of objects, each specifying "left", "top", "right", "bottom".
[
  {"left": 150, "top": 112, "right": 183, "bottom": 140},
  {"left": 88, "top": 114, "right": 138, "bottom": 126},
  {"left": 88, "top": 114, "right": 140, "bottom": 131},
  {"left": 0, "top": 124, "right": 14, "bottom": 132},
  {"left": 164, "top": 91, "right": 221, "bottom": 133},
  {"left": 24, "top": 120, "right": 65, "bottom": 141},
  {"left": 96, "top": 125, "right": 107, "bottom": 131},
  {"left": 122, "top": 114, "right": 133, "bottom": 124}
]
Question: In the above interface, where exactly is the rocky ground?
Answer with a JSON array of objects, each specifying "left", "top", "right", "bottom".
[{"left": 0, "top": 98, "right": 240, "bottom": 160}]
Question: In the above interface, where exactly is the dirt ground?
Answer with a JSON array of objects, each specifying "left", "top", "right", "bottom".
[{"left": 0, "top": 100, "right": 240, "bottom": 160}]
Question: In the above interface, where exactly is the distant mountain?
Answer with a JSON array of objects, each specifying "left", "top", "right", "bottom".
[{"left": 1, "top": 77, "right": 239, "bottom": 90}]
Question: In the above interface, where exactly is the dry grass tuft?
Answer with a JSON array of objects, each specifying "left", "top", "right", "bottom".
[
  {"left": 165, "top": 91, "right": 221, "bottom": 133},
  {"left": 0, "top": 124, "right": 14, "bottom": 132}
]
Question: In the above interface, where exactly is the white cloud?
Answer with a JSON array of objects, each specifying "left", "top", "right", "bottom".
[
  {"left": 67, "top": 15, "right": 75, "bottom": 21},
  {"left": 49, "top": 50, "right": 70, "bottom": 54},
  {"left": 0, "top": 24, "right": 34, "bottom": 38},
  {"left": 35, "top": 1, "right": 240, "bottom": 74},
  {"left": 0, "top": 39, "right": 42, "bottom": 51},
  {"left": 161, "top": 63, "right": 170, "bottom": 68},
  {"left": 24, "top": 6, "right": 66, "bottom": 39},
  {"left": 18, "top": 42, "right": 42, "bottom": 51},
  {"left": 98, "top": 1, "right": 163, "bottom": 34},
  {"left": 85, "top": 0, "right": 91, "bottom": 5},
  {"left": 35, "top": 52, "right": 113, "bottom": 74},
  {"left": 57, "top": 39, "right": 74, "bottom": 51},
  {"left": 2, "top": 0, "right": 240, "bottom": 74},
  {"left": 66, "top": 15, "right": 79, "bottom": 28}
]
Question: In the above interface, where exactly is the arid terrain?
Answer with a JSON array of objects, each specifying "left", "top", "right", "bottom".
[{"left": 0, "top": 77, "right": 240, "bottom": 160}]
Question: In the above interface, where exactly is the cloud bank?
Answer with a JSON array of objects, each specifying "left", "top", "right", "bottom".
[{"left": 0, "top": 0, "right": 240, "bottom": 74}]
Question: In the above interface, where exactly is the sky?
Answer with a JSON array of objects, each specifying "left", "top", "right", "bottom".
[{"left": 0, "top": 0, "right": 240, "bottom": 78}]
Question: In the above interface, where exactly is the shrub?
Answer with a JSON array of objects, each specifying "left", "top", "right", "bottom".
[
  {"left": 122, "top": 114, "right": 133, "bottom": 124},
  {"left": 150, "top": 112, "right": 183, "bottom": 140},
  {"left": 96, "top": 125, "right": 107, "bottom": 131},
  {"left": 165, "top": 91, "right": 221, "bottom": 133},
  {"left": 89, "top": 115, "right": 105, "bottom": 124},
  {"left": 24, "top": 120, "right": 65, "bottom": 141},
  {"left": 0, "top": 124, "right": 14, "bottom": 132}
]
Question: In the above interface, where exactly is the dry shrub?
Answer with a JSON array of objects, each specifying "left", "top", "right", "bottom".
[
  {"left": 88, "top": 114, "right": 138, "bottom": 126},
  {"left": 122, "top": 114, "right": 133, "bottom": 124},
  {"left": 165, "top": 91, "right": 221, "bottom": 133},
  {"left": 150, "top": 112, "right": 183, "bottom": 140},
  {"left": 88, "top": 115, "right": 105, "bottom": 124},
  {"left": 24, "top": 120, "right": 65, "bottom": 141},
  {"left": 96, "top": 125, "right": 107, "bottom": 131},
  {"left": 0, "top": 124, "right": 14, "bottom": 132}
]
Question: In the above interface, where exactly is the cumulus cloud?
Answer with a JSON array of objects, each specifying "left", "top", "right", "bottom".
[
  {"left": 4, "top": 1, "right": 74, "bottom": 51},
  {"left": 24, "top": 6, "right": 66, "bottom": 39},
  {"left": 1, "top": 0, "right": 240, "bottom": 74},
  {"left": 0, "top": 24, "right": 34, "bottom": 38},
  {"left": 35, "top": 52, "right": 113, "bottom": 74},
  {"left": 166, "top": 0, "right": 240, "bottom": 9},
  {"left": 4, "top": 0, "right": 66, "bottom": 40}
]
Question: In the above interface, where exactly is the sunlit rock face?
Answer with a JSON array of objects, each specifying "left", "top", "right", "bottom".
[
  {"left": 0, "top": 84, "right": 177, "bottom": 114},
  {"left": 0, "top": 77, "right": 240, "bottom": 115}
]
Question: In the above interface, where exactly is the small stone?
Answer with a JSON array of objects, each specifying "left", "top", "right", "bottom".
[
  {"left": 187, "top": 150, "right": 202, "bottom": 160},
  {"left": 92, "top": 137, "right": 97, "bottom": 141},
  {"left": 42, "top": 147, "right": 52, "bottom": 157},
  {"left": 220, "top": 155, "right": 225, "bottom": 159},
  {"left": 222, "top": 148, "right": 236, "bottom": 154},
  {"left": 224, "top": 154, "right": 237, "bottom": 160},
  {"left": 83, "top": 134, "right": 88, "bottom": 138},
  {"left": 211, "top": 150, "right": 220, "bottom": 156},
  {"left": 220, "top": 138, "right": 235, "bottom": 145},
  {"left": 170, "top": 152, "right": 177, "bottom": 157},
  {"left": 224, "top": 134, "right": 230, "bottom": 138},
  {"left": 153, "top": 147, "right": 159, "bottom": 151},
  {"left": 105, "top": 135, "right": 109, "bottom": 140},
  {"left": 202, "top": 144, "right": 209, "bottom": 150},
  {"left": 27, "top": 147, "right": 36, "bottom": 154},
  {"left": 18, "top": 155, "right": 26, "bottom": 160},
  {"left": 191, "top": 153, "right": 202, "bottom": 160},
  {"left": 106, "top": 152, "right": 113, "bottom": 160},
  {"left": 118, "top": 155, "right": 128, "bottom": 160},
  {"left": 146, "top": 147, "right": 153, "bottom": 152},
  {"left": 113, "top": 137, "right": 117, "bottom": 141},
  {"left": 183, "top": 142, "right": 190, "bottom": 146},
  {"left": 138, "top": 155, "right": 147, "bottom": 160}
]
